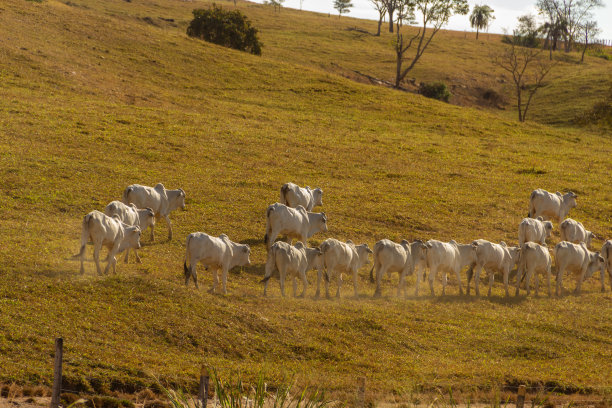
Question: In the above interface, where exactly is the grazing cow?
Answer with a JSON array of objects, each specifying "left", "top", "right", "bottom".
[
  {"left": 370, "top": 239, "right": 428, "bottom": 297},
  {"left": 600, "top": 240, "right": 612, "bottom": 292},
  {"left": 515, "top": 242, "right": 552, "bottom": 297},
  {"left": 528, "top": 189, "right": 577, "bottom": 221},
  {"left": 421, "top": 240, "right": 463, "bottom": 296},
  {"left": 122, "top": 183, "right": 186, "bottom": 241},
  {"left": 467, "top": 240, "right": 520, "bottom": 297},
  {"left": 104, "top": 201, "right": 155, "bottom": 263},
  {"left": 261, "top": 242, "right": 321, "bottom": 297},
  {"left": 77, "top": 211, "right": 142, "bottom": 275},
  {"left": 317, "top": 238, "right": 371, "bottom": 298},
  {"left": 264, "top": 203, "right": 327, "bottom": 250},
  {"left": 518, "top": 217, "right": 553, "bottom": 246},
  {"left": 184, "top": 233, "right": 251, "bottom": 294},
  {"left": 560, "top": 218, "right": 594, "bottom": 248},
  {"left": 554, "top": 241, "right": 604, "bottom": 296},
  {"left": 280, "top": 182, "right": 323, "bottom": 211}
]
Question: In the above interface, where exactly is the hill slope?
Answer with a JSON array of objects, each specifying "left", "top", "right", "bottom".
[{"left": 0, "top": 0, "right": 611, "bottom": 404}]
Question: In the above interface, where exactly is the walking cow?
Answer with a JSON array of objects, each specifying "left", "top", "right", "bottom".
[{"left": 528, "top": 189, "right": 577, "bottom": 221}]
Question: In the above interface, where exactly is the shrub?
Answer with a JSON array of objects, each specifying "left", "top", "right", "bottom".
[
  {"left": 576, "top": 84, "right": 612, "bottom": 128},
  {"left": 419, "top": 82, "right": 451, "bottom": 102},
  {"left": 186, "top": 4, "right": 262, "bottom": 55}
]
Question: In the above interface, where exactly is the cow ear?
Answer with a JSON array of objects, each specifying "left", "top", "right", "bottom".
[
  {"left": 536, "top": 216, "right": 543, "bottom": 221},
  {"left": 367, "top": 247, "right": 373, "bottom": 254},
  {"left": 555, "top": 191, "right": 562, "bottom": 196},
  {"left": 130, "top": 203, "right": 137, "bottom": 209},
  {"left": 179, "top": 189, "right": 185, "bottom": 196},
  {"left": 500, "top": 241, "right": 507, "bottom": 247}
]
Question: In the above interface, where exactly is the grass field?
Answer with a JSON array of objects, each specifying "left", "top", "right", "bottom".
[{"left": 1, "top": 0, "right": 611, "bottom": 405}]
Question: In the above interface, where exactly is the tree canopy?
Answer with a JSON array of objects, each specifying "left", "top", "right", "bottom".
[{"left": 469, "top": 4, "right": 494, "bottom": 39}]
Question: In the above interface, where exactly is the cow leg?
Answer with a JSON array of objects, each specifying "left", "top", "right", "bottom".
[
  {"left": 546, "top": 265, "right": 552, "bottom": 297},
  {"left": 292, "top": 276, "right": 298, "bottom": 297},
  {"left": 414, "top": 265, "right": 423, "bottom": 297},
  {"left": 336, "top": 269, "right": 343, "bottom": 299},
  {"left": 124, "top": 248, "right": 130, "bottom": 263},
  {"left": 607, "top": 266, "right": 612, "bottom": 291},
  {"left": 315, "top": 269, "right": 322, "bottom": 299},
  {"left": 454, "top": 268, "right": 463, "bottom": 295},
  {"left": 515, "top": 264, "right": 523, "bottom": 296},
  {"left": 279, "top": 268, "right": 286, "bottom": 297},
  {"left": 474, "top": 265, "right": 482, "bottom": 296},
  {"left": 441, "top": 271, "right": 448, "bottom": 296},
  {"left": 374, "top": 264, "right": 385, "bottom": 298},
  {"left": 266, "top": 231, "right": 279, "bottom": 251},
  {"left": 487, "top": 269, "right": 494, "bottom": 297},
  {"left": 208, "top": 268, "right": 219, "bottom": 294},
  {"left": 526, "top": 267, "right": 534, "bottom": 296},
  {"left": 398, "top": 267, "right": 408, "bottom": 298},
  {"left": 221, "top": 267, "right": 229, "bottom": 295},
  {"left": 93, "top": 243, "right": 103, "bottom": 275},
  {"left": 299, "top": 269, "right": 308, "bottom": 298},
  {"left": 151, "top": 217, "right": 157, "bottom": 241},
  {"left": 503, "top": 267, "right": 510, "bottom": 297},
  {"left": 428, "top": 266, "right": 436, "bottom": 296},
  {"left": 164, "top": 215, "right": 173, "bottom": 241},
  {"left": 556, "top": 265, "right": 564, "bottom": 296},
  {"left": 533, "top": 269, "right": 539, "bottom": 297},
  {"left": 575, "top": 266, "right": 587, "bottom": 295}
]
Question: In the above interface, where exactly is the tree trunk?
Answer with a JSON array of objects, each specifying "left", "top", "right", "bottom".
[
  {"left": 517, "top": 86, "right": 523, "bottom": 122},
  {"left": 376, "top": 17, "right": 382, "bottom": 36},
  {"left": 388, "top": 9, "right": 394, "bottom": 33},
  {"left": 476, "top": 27, "right": 479, "bottom": 39},
  {"left": 581, "top": 30, "right": 588, "bottom": 63}
]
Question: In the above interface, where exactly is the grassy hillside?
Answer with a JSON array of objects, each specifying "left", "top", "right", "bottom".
[{"left": 1, "top": 0, "right": 612, "bottom": 405}]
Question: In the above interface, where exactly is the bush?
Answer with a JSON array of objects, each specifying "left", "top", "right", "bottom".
[
  {"left": 187, "top": 4, "right": 262, "bottom": 55},
  {"left": 501, "top": 34, "right": 540, "bottom": 48},
  {"left": 576, "top": 84, "right": 612, "bottom": 128},
  {"left": 419, "top": 82, "right": 451, "bottom": 102}
]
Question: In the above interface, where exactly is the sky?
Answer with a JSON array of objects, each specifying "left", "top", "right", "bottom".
[{"left": 254, "top": 0, "right": 612, "bottom": 40}]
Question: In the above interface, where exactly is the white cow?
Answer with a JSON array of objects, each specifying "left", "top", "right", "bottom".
[
  {"left": 528, "top": 189, "right": 577, "bottom": 221},
  {"left": 264, "top": 203, "right": 327, "bottom": 250},
  {"left": 467, "top": 240, "right": 520, "bottom": 297},
  {"left": 421, "top": 240, "right": 463, "bottom": 296},
  {"left": 280, "top": 182, "right": 323, "bottom": 212},
  {"left": 600, "top": 240, "right": 612, "bottom": 292},
  {"left": 553, "top": 241, "right": 604, "bottom": 296},
  {"left": 317, "top": 238, "right": 371, "bottom": 298},
  {"left": 184, "top": 233, "right": 251, "bottom": 294},
  {"left": 122, "top": 183, "right": 186, "bottom": 241},
  {"left": 515, "top": 242, "right": 552, "bottom": 297},
  {"left": 104, "top": 201, "right": 155, "bottom": 263},
  {"left": 518, "top": 217, "right": 553, "bottom": 246},
  {"left": 370, "top": 239, "right": 428, "bottom": 297},
  {"left": 77, "top": 211, "right": 142, "bottom": 275},
  {"left": 560, "top": 218, "right": 594, "bottom": 248},
  {"left": 261, "top": 242, "right": 321, "bottom": 297}
]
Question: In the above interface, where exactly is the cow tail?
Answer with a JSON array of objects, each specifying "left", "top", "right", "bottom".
[
  {"left": 528, "top": 191, "right": 536, "bottom": 218},
  {"left": 264, "top": 206, "right": 275, "bottom": 245},
  {"left": 369, "top": 265, "right": 375, "bottom": 283},
  {"left": 184, "top": 234, "right": 192, "bottom": 276},
  {"left": 76, "top": 213, "right": 92, "bottom": 258},
  {"left": 261, "top": 247, "right": 277, "bottom": 283},
  {"left": 122, "top": 186, "right": 133, "bottom": 205}
]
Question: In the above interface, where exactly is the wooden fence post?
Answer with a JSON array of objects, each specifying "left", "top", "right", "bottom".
[
  {"left": 198, "top": 366, "right": 209, "bottom": 408},
  {"left": 356, "top": 376, "right": 366, "bottom": 408},
  {"left": 50, "top": 338, "right": 63, "bottom": 408},
  {"left": 516, "top": 385, "right": 526, "bottom": 408}
]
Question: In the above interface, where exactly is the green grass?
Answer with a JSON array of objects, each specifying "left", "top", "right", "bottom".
[{"left": 0, "top": 0, "right": 611, "bottom": 405}]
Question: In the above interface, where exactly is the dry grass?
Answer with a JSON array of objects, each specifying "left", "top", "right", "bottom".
[{"left": 0, "top": 0, "right": 611, "bottom": 405}]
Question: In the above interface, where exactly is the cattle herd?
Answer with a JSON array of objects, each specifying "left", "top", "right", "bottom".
[{"left": 77, "top": 183, "right": 612, "bottom": 298}]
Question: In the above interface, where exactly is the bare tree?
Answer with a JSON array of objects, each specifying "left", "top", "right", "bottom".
[
  {"left": 393, "top": 0, "right": 469, "bottom": 88},
  {"left": 370, "top": 0, "right": 388, "bottom": 36},
  {"left": 493, "top": 40, "right": 556, "bottom": 122},
  {"left": 578, "top": 20, "right": 600, "bottom": 62}
]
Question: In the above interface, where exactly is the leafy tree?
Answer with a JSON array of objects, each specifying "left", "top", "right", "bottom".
[
  {"left": 333, "top": 0, "right": 353, "bottom": 17},
  {"left": 469, "top": 4, "right": 494, "bottom": 39},
  {"left": 393, "top": 0, "right": 469, "bottom": 88},
  {"left": 502, "top": 14, "right": 540, "bottom": 48},
  {"left": 383, "top": 0, "right": 399, "bottom": 32},
  {"left": 370, "top": 0, "right": 388, "bottom": 36},
  {"left": 536, "top": 0, "right": 603, "bottom": 52},
  {"left": 265, "top": 0, "right": 285, "bottom": 12},
  {"left": 493, "top": 35, "right": 556, "bottom": 122},
  {"left": 187, "top": 4, "right": 262, "bottom": 55}
]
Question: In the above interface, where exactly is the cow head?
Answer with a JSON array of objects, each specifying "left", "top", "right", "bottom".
[
  {"left": 543, "top": 221, "right": 553, "bottom": 238},
  {"left": 586, "top": 231, "right": 594, "bottom": 248},
  {"left": 585, "top": 251, "right": 605, "bottom": 279},
  {"left": 236, "top": 244, "right": 251, "bottom": 267},
  {"left": 178, "top": 189, "right": 186, "bottom": 210},
  {"left": 355, "top": 243, "right": 372, "bottom": 267},
  {"left": 563, "top": 191, "right": 578, "bottom": 209},
  {"left": 125, "top": 226, "right": 142, "bottom": 250},
  {"left": 317, "top": 212, "right": 328, "bottom": 233},
  {"left": 313, "top": 188, "right": 323, "bottom": 207}
]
